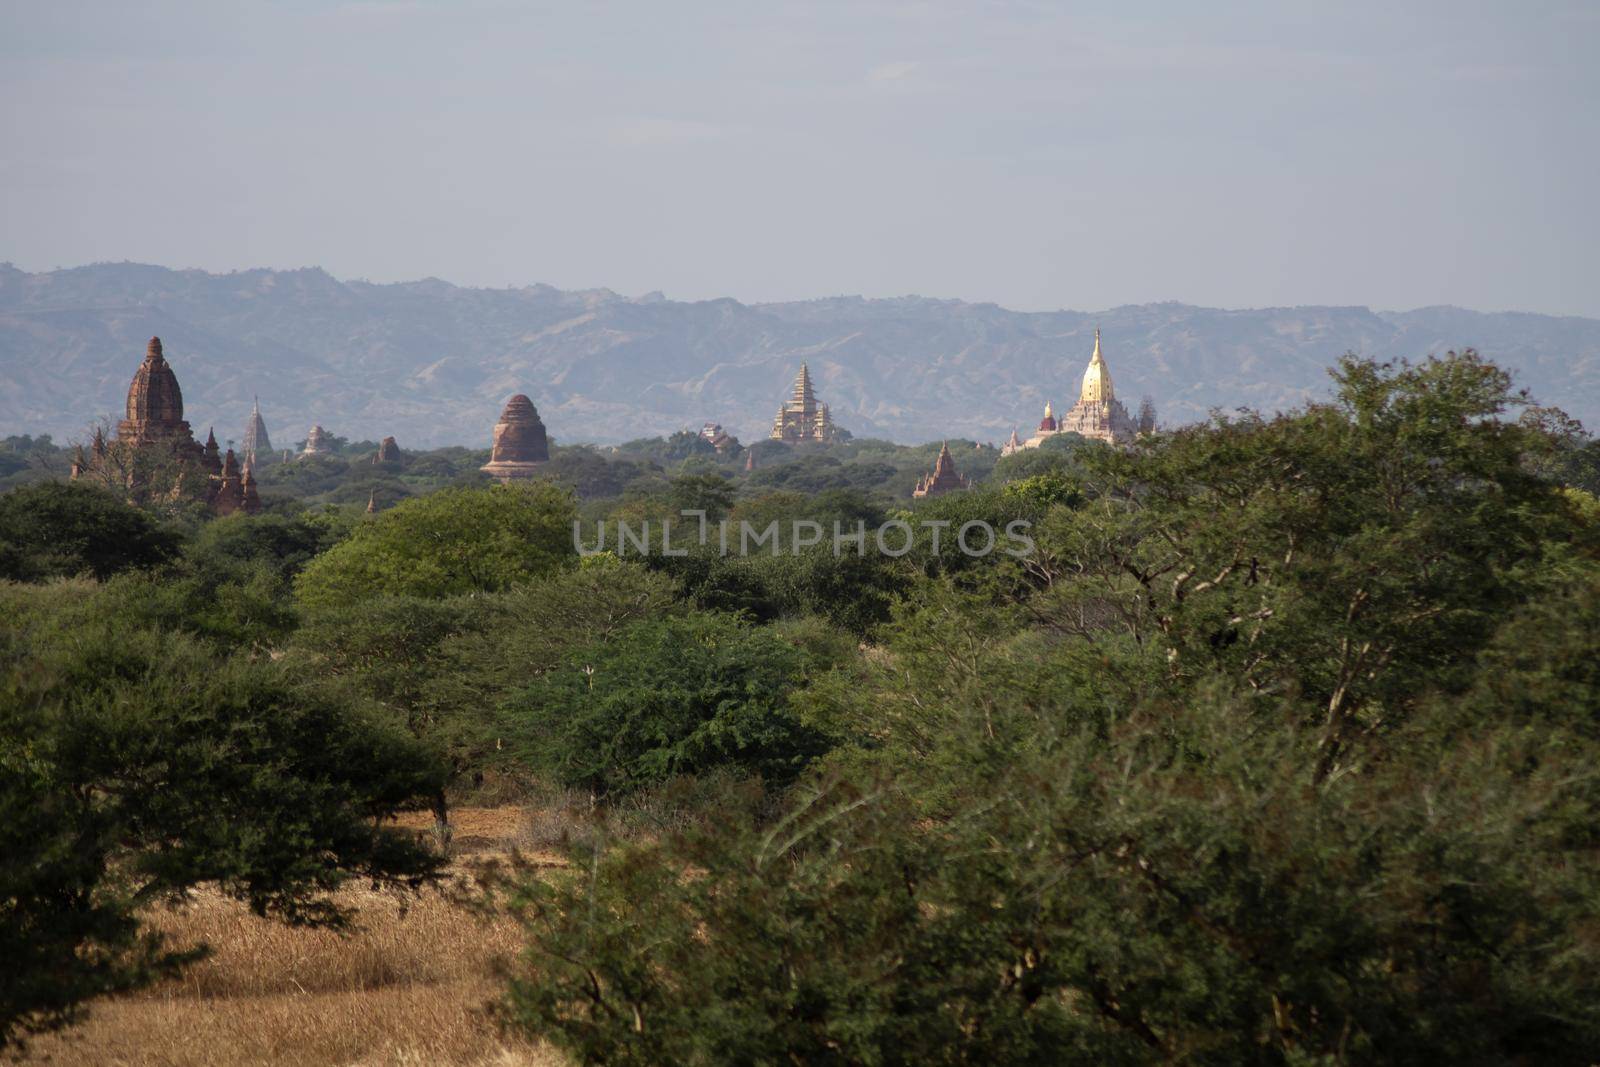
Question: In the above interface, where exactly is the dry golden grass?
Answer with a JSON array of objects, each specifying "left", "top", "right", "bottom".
[{"left": 16, "top": 807, "right": 569, "bottom": 1067}]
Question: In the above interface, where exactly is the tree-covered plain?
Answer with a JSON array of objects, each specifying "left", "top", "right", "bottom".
[{"left": 3, "top": 351, "right": 1599, "bottom": 1062}]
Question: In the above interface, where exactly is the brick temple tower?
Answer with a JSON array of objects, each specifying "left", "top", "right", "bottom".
[
  {"left": 912, "top": 441, "right": 970, "bottom": 498},
  {"left": 72, "top": 336, "right": 257, "bottom": 513},
  {"left": 480, "top": 394, "right": 550, "bottom": 482}
]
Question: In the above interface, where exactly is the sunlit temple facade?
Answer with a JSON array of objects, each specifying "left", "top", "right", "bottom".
[
  {"left": 1026, "top": 330, "right": 1138, "bottom": 448},
  {"left": 770, "top": 364, "right": 841, "bottom": 443}
]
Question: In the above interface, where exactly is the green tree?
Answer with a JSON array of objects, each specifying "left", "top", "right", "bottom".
[
  {"left": 617, "top": 432, "right": 716, "bottom": 464},
  {"left": 1455, "top": 575, "right": 1600, "bottom": 738},
  {"left": 500, "top": 613, "right": 828, "bottom": 797},
  {"left": 1032, "top": 352, "right": 1580, "bottom": 778},
  {"left": 501, "top": 609, "right": 1600, "bottom": 1064},
  {"left": 186, "top": 511, "right": 341, "bottom": 579},
  {"left": 0, "top": 481, "right": 179, "bottom": 581},
  {"left": 667, "top": 473, "right": 737, "bottom": 521},
  {"left": 496, "top": 351, "right": 1600, "bottom": 1064},
  {"left": 0, "top": 601, "right": 446, "bottom": 1048},
  {"left": 990, "top": 435, "right": 1098, "bottom": 484},
  {"left": 544, "top": 446, "right": 659, "bottom": 500},
  {"left": 1002, "top": 469, "right": 1083, "bottom": 511},
  {"left": 290, "top": 558, "right": 683, "bottom": 843},
  {"left": 294, "top": 481, "right": 577, "bottom": 609},
  {"left": 88, "top": 511, "right": 346, "bottom": 650}
]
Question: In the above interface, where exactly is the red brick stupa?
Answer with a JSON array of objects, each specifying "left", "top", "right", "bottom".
[{"left": 480, "top": 394, "right": 549, "bottom": 482}]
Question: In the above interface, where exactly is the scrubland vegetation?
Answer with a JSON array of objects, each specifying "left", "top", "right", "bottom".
[
  {"left": 5, "top": 352, "right": 1600, "bottom": 1065},
  {"left": 16, "top": 807, "right": 556, "bottom": 1067}
]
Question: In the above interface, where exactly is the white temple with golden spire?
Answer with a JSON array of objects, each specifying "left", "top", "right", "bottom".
[{"left": 1026, "top": 329, "right": 1137, "bottom": 447}]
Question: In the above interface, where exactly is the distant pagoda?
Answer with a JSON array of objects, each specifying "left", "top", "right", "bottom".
[
  {"left": 480, "top": 394, "right": 550, "bottom": 482},
  {"left": 71, "top": 336, "right": 258, "bottom": 514},
  {"left": 241, "top": 396, "right": 272, "bottom": 464},
  {"left": 373, "top": 435, "right": 401, "bottom": 463},
  {"left": 699, "top": 422, "right": 739, "bottom": 454},
  {"left": 770, "top": 363, "right": 841, "bottom": 443},
  {"left": 912, "top": 441, "right": 970, "bottom": 498},
  {"left": 212, "top": 449, "right": 261, "bottom": 516},
  {"left": 117, "top": 336, "right": 200, "bottom": 450},
  {"left": 301, "top": 424, "right": 334, "bottom": 457},
  {"left": 1026, "top": 330, "right": 1137, "bottom": 448}
]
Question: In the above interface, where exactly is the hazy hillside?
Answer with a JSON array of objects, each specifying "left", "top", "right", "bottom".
[{"left": 3, "top": 262, "right": 1597, "bottom": 449}]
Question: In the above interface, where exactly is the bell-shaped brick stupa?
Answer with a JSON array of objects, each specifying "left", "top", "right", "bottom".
[{"left": 480, "top": 394, "right": 550, "bottom": 482}]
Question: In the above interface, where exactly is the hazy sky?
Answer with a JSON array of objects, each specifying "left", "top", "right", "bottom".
[{"left": 3, "top": 1, "right": 1597, "bottom": 315}]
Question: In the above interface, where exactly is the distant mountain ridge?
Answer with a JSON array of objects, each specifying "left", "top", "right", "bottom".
[{"left": 3, "top": 262, "right": 1597, "bottom": 449}]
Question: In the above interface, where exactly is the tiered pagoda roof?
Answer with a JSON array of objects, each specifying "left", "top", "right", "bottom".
[{"left": 912, "top": 441, "right": 969, "bottom": 498}]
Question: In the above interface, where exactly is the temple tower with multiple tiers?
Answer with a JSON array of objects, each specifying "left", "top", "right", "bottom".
[
  {"left": 912, "top": 441, "right": 970, "bottom": 498},
  {"left": 770, "top": 364, "right": 841, "bottom": 443},
  {"left": 118, "top": 336, "right": 201, "bottom": 452},
  {"left": 72, "top": 336, "right": 258, "bottom": 514},
  {"left": 241, "top": 396, "right": 272, "bottom": 464}
]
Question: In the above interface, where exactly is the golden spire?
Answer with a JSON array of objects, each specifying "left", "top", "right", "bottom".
[
  {"left": 1080, "top": 328, "right": 1113, "bottom": 405},
  {"left": 790, "top": 364, "right": 816, "bottom": 410},
  {"left": 1043, "top": 400, "right": 1054, "bottom": 418}
]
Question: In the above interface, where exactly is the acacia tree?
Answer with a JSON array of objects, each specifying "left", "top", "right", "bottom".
[
  {"left": 498, "top": 576, "right": 1600, "bottom": 1066},
  {"left": 66, "top": 418, "right": 215, "bottom": 520},
  {"left": 497, "top": 585, "right": 1600, "bottom": 1064},
  {"left": 0, "top": 598, "right": 447, "bottom": 1048},
  {"left": 1033, "top": 351, "right": 1580, "bottom": 779},
  {"left": 495, "top": 351, "right": 1600, "bottom": 1063},
  {"left": 290, "top": 557, "right": 685, "bottom": 848}
]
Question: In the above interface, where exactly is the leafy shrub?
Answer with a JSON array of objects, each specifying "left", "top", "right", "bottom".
[
  {"left": 500, "top": 691, "right": 1600, "bottom": 1065},
  {"left": 500, "top": 613, "right": 829, "bottom": 797},
  {"left": 0, "top": 611, "right": 446, "bottom": 1047},
  {"left": 294, "top": 481, "right": 577, "bottom": 609},
  {"left": 0, "top": 481, "right": 179, "bottom": 581}
]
